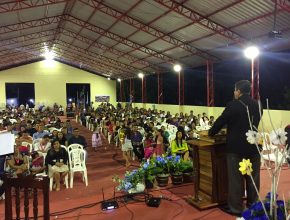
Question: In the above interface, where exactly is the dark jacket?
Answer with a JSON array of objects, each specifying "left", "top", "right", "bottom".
[{"left": 208, "top": 94, "right": 262, "bottom": 158}]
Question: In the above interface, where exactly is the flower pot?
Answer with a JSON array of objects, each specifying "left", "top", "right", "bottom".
[
  {"left": 171, "top": 173, "right": 183, "bottom": 185},
  {"left": 156, "top": 174, "right": 170, "bottom": 187},
  {"left": 145, "top": 178, "right": 154, "bottom": 189},
  {"left": 128, "top": 183, "right": 145, "bottom": 194},
  {"left": 183, "top": 172, "right": 193, "bottom": 183}
]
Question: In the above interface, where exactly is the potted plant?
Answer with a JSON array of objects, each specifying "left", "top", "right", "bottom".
[
  {"left": 153, "top": 156, "right": 170, "bottom": 187},
  {"left": 141, "top": 161, "right": 156, "bottom": 189},
  {"left": 112, "top": 169, "right": 145, "bottom": 193},
  {"left": 167, "top": 155, "right": 184, "bottom": 185},
  {"left": 179, "top": 160, "right": 193, "bottom": 183}
]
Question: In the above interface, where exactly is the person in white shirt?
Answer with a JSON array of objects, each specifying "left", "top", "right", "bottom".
[{"left": 33, "top": 135, "right": 51, "bottom": 156}]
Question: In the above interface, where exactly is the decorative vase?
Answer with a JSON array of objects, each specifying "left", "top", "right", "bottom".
[
  {"left": 171, "top": 173, "right": 183, "bottom": 185},
  {"left": 156, "top": 174, "right": 169, "bottom": 187},
  {"left": 182, "top": 172, "right": 193, "bottom": 183},
  {"left": 128, "top": 183, "right": 145, "bottom": 194}
]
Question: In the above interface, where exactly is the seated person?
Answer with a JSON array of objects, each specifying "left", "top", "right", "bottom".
[
  {"left": 6, "top": 145, "right": 29, "bottom": 176},
  {"left": 18, "top": 129, "right": 33, "bottom": 144},
  {"left": 171, "top": 131, "right": 189, "bottom": 160},
  {"left": 144, "top": 133, "right": 155, "bottom": 159},
  {"left": 56, "top": 131, "right": 68, "bottom": 147},
  {"left": 34, "top": 135, "right": 51, "bottom": 156},
  {"left": 45, "top": 140, "right": 69, "bottom": 191},
  {"left": 15, "top": 139, "right": 30, "bottom": 156},
  {"left": 30, "top": 151, "right": 45, "bottom": 175}
]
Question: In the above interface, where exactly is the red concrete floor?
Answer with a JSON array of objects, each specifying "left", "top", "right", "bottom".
[{"left": 0, "top": 119, "right": 289, "bottom": 220}]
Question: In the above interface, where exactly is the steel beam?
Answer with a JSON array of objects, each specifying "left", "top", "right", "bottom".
[
  {"left": 0, "top": 16, "right": 61, "bottom": 34},
  {"left": 154, "top": 0, "right": 245, "bottom": 44},
  {"left": 134, "top": 0, "right": 245, "bottom": 63},
  {"left": 57, "top": 28, "right": 151, "bottom": 68},
  {"left": 62, "top": 15, "right": 176, "bottom": 64},
  {"left": 82, "top": 0, "right": 143, "bottom": 55},
  {"left": 54, "top": 40, "right": 137, "bottom": 76},
  {"left": 275, "top": 0, "right": 290, "bottom": 13},
  {"left": 0, "top": 0, "right": 69, "bottom": 13},
  {"left": 54, "top": 44, "right": 132, "bottom": 76},
  {"left": 80, "top": 0, "right": 217, "bottom": 61}
]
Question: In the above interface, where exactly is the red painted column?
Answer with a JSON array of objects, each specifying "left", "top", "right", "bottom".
[
  {"left": 180, "top": 70, "right": 184, "bottom": 105},
  {"left": 251, "top": 58, "right": 260, "bottom": 100},
  {"left": 142, "top": 77, "right": 146, "bottom": 103},
  {"left": 157, "top": 72, "right": 163, "bottom": 104},
  {"left": 120, "top": 80, "right": 124, "bottom": 102},
  {"left": 207, "top": 60, "right": 214, "bottom": 106}
]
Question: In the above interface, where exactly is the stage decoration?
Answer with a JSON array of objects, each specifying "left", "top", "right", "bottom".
[
  {"left": 112, "top": 154, "right": 193, "bottom": 192},
  {"left": 240, "top": 100, "right": 290, "bottom": 220},
  {"left": 113, "top": 169, "right": 145, "bottom": 193}
]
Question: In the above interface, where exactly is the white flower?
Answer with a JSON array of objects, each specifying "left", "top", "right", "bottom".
[
  {"left": 246, "top": 130, "right": 261, "bottom": 144},
  {"left": 270, "top": 128, "right": 288, "bottom": 145}
]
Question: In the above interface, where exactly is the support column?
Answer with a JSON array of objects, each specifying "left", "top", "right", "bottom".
[
  {"left": 251, "top": 57, "right": 260, "bottom": 100},
  {"left": 129, "top": 78, "right": 134, "bottom": 103},
  {"left": 157, "top": 72, "right": 163, "bottom": 104},
  {"left": 207, "top": 60, "right": 214, "bottom": 107},
  {"left": 180, "top": 70, "right": 184, "bottom": 105},
  {"left": 120, "top": 81, "right": 124, "bottom": 102},
  {"left": 142, "top": 77, "right": 146, "bottom": 103}
]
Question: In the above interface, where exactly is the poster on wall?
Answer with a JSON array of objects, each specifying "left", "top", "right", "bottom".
[{"left": 95, "top": 96, "right": 110, "bottom": 102}]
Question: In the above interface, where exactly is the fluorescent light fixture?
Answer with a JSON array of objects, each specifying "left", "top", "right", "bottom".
[
  {"left": 244, "top": 46, "right": 259, "bottom": 59},
  {"left": 173, "top": 64, "right": 182, "bottom": 72}
]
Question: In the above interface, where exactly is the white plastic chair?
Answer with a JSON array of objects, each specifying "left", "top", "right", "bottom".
[
  {"left": 68, "top": 148, "right": 88, "bottom": 188},
  {"left": 261, "top": 132, "right": 287, "bottom": 167},
  {"left": 48, "top": 145, "right": 69, "bottom": 191}
]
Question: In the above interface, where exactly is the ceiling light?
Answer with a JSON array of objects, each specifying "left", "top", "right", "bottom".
[
  {"left": 117, "top": 78, "right": 121, "bottom": 82},
  {"left": 138, "top": 72, "right": 144, "bottom": 78},
  {"left": 43, "top": 50, "right": 54, "bottom": 60},
  {"left": 173, "top": 64, "right": 181, "bottom": 72},
  {"left": 244, "top": 46, "right": 259, "bottom": 59},
  {"left": 107, "top": 77, "right": 111, "bottom": 80}
]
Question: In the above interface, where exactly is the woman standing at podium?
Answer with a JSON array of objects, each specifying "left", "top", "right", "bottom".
[{"left": 208, "top": 80, "right": 262, "bottom": 217}]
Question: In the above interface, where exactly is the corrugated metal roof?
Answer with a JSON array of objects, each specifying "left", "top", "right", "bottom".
[{"left": 0, "top": 0, "right": 289, "bottom": 78}]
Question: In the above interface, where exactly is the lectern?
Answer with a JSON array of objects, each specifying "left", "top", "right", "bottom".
[{"left": 187, "top": 138, "right": 228, "bottom": 210}]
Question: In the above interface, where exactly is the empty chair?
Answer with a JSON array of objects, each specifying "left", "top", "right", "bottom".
[{"left": 68, "top": 148, "right": 88, "bottom": 188}]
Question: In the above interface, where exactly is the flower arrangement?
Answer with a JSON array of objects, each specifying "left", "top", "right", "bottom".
[
  {"left": 113, "top": 154, "right": 193, "bottom": 192},
  {"left": 112, "top": 169, "right": 144, "bottom": 193},
  {"left": 240, "top": 100, "right": 290, "bottom": 220}
]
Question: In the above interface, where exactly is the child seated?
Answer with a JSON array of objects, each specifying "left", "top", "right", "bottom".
[{"left": 30, "top": 151, "right": 45, "bottom": 175}]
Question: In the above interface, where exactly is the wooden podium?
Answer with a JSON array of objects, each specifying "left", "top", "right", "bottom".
[{"left": 187, "top": 137, "right": 228, "bottom": 210}]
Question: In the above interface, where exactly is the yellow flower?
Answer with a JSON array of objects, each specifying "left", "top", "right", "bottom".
[{"left": 239, "top": 159, "right": 253, "bottom": 175}]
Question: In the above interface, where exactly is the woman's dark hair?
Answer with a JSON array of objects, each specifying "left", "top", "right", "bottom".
[
  {"left": 175, "top": 131, "right": 185, "bottom": 147},
  {"left": 51, "top": 139, "right": 60, "bottom": 147}
]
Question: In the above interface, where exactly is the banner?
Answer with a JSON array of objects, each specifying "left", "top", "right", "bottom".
[{"left": 95, "top": 96, "right": 110, "bottom": 102}]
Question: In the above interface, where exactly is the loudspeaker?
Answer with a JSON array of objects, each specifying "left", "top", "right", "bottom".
[{"left": 146, "top": 197, "right": 161, "bottom": 207}]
